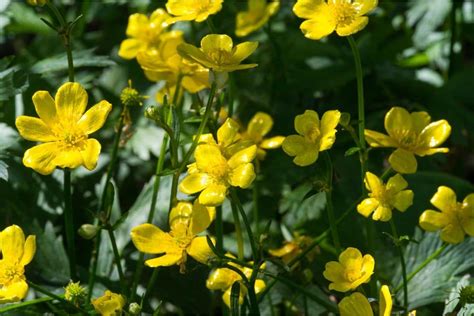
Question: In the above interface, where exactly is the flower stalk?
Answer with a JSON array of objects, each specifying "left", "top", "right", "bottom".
[
  {"left": 389, "top": 219, "right": 408, "bottom": 313},
  {"left": 324, "top": 152, "right": 341, "bottom": 253},
  {"left": 63, "top": 169, "right": 76, "bottom": 279}
]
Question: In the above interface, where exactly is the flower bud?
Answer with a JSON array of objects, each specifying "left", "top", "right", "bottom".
[
  {"left": 78, "top": 224, "right": 100, "bottom": 240},
  {"left": 144, "top": 106, "right": 162, "bottom": 122},
  {"left": 129, "top": 302, "right": 142, "bottom": 315},
  {"left": 339, "top": 112, "right": 351, "bottom": 128},
  {"left": 460, "top": 285, "right": 474, "bottom": 306},
  {"left": 64, "top": 281, "right": 87, "bottom": 306},
  {"left": 120, "top": 80, "right": 146, "bottom": 107}
]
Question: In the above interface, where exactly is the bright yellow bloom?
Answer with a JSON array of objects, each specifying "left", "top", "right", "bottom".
[
  {"left": 282, "top": 109, "right": 341, "bottom": 166},
  {"left": 118, "top": 9, "right": 170, "bottom": 59},
  {"left": 323, "top": 247, "right": 374, "bottom": 292},
  {"left": 0, "top": 225, "right": 36, "bottom": 303},
  {"left": 241, "top": 112, "right": 284, "bottom": 160},
  {"left": 365, "top": 106, "right": 451, "bottom": 174},
  {"left": 179, "top": 119, "right": 257, "bottom": 206},
  {"left": 357, "top": 172, "right": 414, "bottom": 222},
  {"left": 178, "top": 34, "right": 258, "bottom": 73},
  {"left": 166, "top": 0, "right": 223, "bottom": 23},
  {"left": 206, "top": 254, "right": 266, "bottom": 307},
  {"left": 236, "top": 0, "right": 280, "bottom": 37},
  {"left": 268, "top": 235, "right": 315, "bottom": 265},
  {"left": 27, "top": 0, "right": 47, "bottom": 5},
  {"left": 15, "top": 82, "right": 111, "bottom": 175},
  {"left": 419, "top": 186, "right": 474, "bottom": 244},
  {"left": 293, "top": 0, "right": 378, "bottom": 40},
  {"left": 92, "top": 290, "right": 126, "bottom": 316},
  {"left": 338, "top": 285, "right": 392, "bottom": 316},
  {"left": 131, "top": 200, "right": 216, "bottom": 272}
]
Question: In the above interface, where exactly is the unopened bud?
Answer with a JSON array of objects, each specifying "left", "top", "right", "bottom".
[
  {"left": 78, "top": 224, "right": 99, "bottom": 240},
  {"left": 64, "top": 281, "right": 87, "bottom": 306},
  {"left": 129, "top": 302, "right": 141, "bottom": 315},
  {"left": 339, "top": 112, "right": 351, "bottom": 128},
  {"left": 460, "top": 285, "right": 474, "bottom": 306},
  {"left": 144, "top": 106, "right": 161, "bottom": 122},
  {"left": 120, "top": 80, "right": 146, "bottom": 107}
]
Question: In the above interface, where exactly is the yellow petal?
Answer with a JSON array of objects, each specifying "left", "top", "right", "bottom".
[
  {"left": 1, "top": 225, "right": 25, "bottom": 262},
  {"left": 319, "top": 110, "right": 341, "bottom": 151},
  {"left": 260, "top": 136, "right": 285, "bottom": 149},
  {"left": 55, "top": 82, "right": 88, "bottom": 123},
  {"left": 354, "top": 0, "right": 378, "bottom": 15},
  {"left": 392, "top": 190, "right": 414, "bottom": 212},
  {"left": 231, "top": 41, "right": 259, "bottom": 64},
  {"left": 388, "top": 148, "right": 417, "bottom": 174},
  {"left": 199, "top": 183, "right": 228, "bottom": 206},
  {"left": 130, "top": 223, "right": 176, "bottom": 254},
  {"left": 229, "top": 163, "right": 256, "bottom": 188},
  {"left": 364, "top": 172, "right": 383, "bottom": 193},
  {"left": 16, "top": 116, "right": 57, "bottom": 142},
  {"left": 217, "top": 118, "right": 240, "bottom": 147},
  {"left": 384, "top": 107, "right": 412, "bottom": 142},
  {"left": 145, "top": 253, "right": 182, "bottom": 267},
  {"left": 0, "top": 280, "right": 29, "bottom": 304},
  {"left": 364, "top": 129, "right": 396, "bottom": 148},
  {"left": 386, "top": 173, "right": 408, "bottom": 192},
  {"left": 178, "top": 43, "right": 215, "bottom": 69},
  {"left": 300, "top": 16, "right": 336, "bottom": 40},
  {"left": 77, "top": 100, "right": 112, "bottom": 135},
  {"left": 118, "top": 39, "right": 145, "bottom": 60},
  {"left": 268, "top": 243, "right": 297, "bottom": 257},
  {"left": 336, "top": 16, "right": 369, "bottom": 37},
  {"left": 430, "top": 186, "right": 457, "bottom": 213},
  {"left": 372, "top": 205, "right": 392, "bottom": 222},
  {"left": 81, "top": 139, "right": 101, "bottom": 171},
  {"left": 92, "top": 291, "right": 126, "bottom": 316},
  {"left": 338, "top": 292, "right": 373, "bottom": 316},
  {"left": 339, "top": 247, "right": 362, "bottom": 267},
  {"left": 228, "top": 145, "right": 257, "bottom": 169},
  {"left": 419, "top": 210, "right": 448, "bottom": 231},
  {"left": 20, "top": 235, "right": 36, "bottom": 266},
  {"left": 293, "top": 0, "right": 328, "bottom": 19},
  {"left": 282, "top": 135, "right": 318, "bottom": 166},
  {"left": 23, "top": 142, "right": 61, "bottom": 175},
  {"left": 187, "top": 236, "right": 215, "bottom": 264},
  {"left": 32, "top": 90, "right": 57, "bottom": 126},
  {"left": 358, "top": 254, "right": 375, "bottom": 283},
  {"left": 207, "top": 267, "right": 237, "bottom": 290},
  {"left": 179, "top": 173, "right": 210, "bottom": 194},
  {"left": 195, "top": 144, "right": 228, "bottom": 173},
  {"left": 357, "top": 198, "right": 379, "bottom": 218},
  {"left": 126, "top": 13, "right": 149, "bottom": 38},
  {"left": 379, "top": 285, "right": 392, "bottom": 316},
  {"left": 295, "top": 110, "right": 319, "bottom": 136},
  {"left": 247, "top": 112, "right": 273, "bottom": 138},
  {"left": 190, "top": 201, "right": 215, "bottom": 235},
  {"left": 254, "top": 279, "right": 266, "bottom": 294},
  {"left": 323, "top": 261, "right": 347, "bottom": 284},
  {"left": 410, "top": 111, "right": 431, "bottom": 134},
  {"left": 440, "top": 223, "right": 465, "bottom": 244},
  {"left": 462, "top": 194, "right": 474, "bottom": 236},
  {"left": 415, "top": 147, "right": 450, "bottom": 157},
  {"left": 53, "top": 148, "right": 84, "bottom": 170},
  {"left": 202, "top": 34, "right": 233, "bottom": 54},
  {"left": 418, "top": 120, "right": 451, "bottom": 148}
]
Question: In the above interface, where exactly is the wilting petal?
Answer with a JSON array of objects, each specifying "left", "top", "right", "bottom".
[
  {"left": 229, "top": 163, "right": 256, "bottom": 188},
  {"left": 282, "top": 135, "right": 309, "bottom": 156},
  {"left": 338, "top": 292, "right": 373, "bottom": 316},
  {"left": 55, "top": 82, "right": 88, "bottom": 123},
  {"left": 418, "top": 120, "right": 451, "bottom": 148},
  {"left": 77, "top": 100, "right": 112, "bottom": 135},
  {"left": 419, "top": 210, "right": 448, "bottom": 231},
  {"left": 130, "top": 223, "right": 176, "bottom": 254},
  {"left": 81, "top": 139, "right": 101, "bottom": 171},
  {"left": 293, "top": 147, "right": 319, "bottom": 166},
  {"left": 364, "top": 129, "right": 396, "bottom": 148},
  {"left": 187, "top": 236, "right": 215, "bottom": 264},
  {"left": 15, "top": 116, "right": 57, "bottom": 142},
  {"left": 336, "top": 16, "right": 368, "bottom": 37},
  {"left": 23, "top": 142, "right": 61, "bottom": 175},
  {"left": 357, "top": 198, "right": 379, "bottom": 218},
  {"left": 430, "top": 186, "right": 457, "bottom": 213},
  {"left": 388, "top": 148, "right": 417, "bottom": 174},
  {"left": 393, "top": 190, "right": 414, "bottom": 212},
  {"left": 199, "top": 183, "right": 228, "bottom": 206},
  {"left": 179, "top": 173, "right": 210, "bottom": 194},
  {"left": 32, "top": 90, "right": 57, "bottom": 126},
  {"left": 20, "top": 235, "right": 36, "bottom": 266}
]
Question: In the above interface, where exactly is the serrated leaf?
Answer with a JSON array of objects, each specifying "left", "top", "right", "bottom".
[
  {"left": 283, "top": 191, "right": 326, "bottom": 229},
  {"left": 444, "top": 274, "right": 474, "bottom": 315},
  {"left": 0, "top": 123, "right": 19, "bottom": 150}
]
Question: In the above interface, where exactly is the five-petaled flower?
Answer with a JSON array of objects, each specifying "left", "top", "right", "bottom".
[
  {"left": 323, "top": 247, "right": 374, "bottom": 292},
  {"left": 0, "top": 225, "right": 36, "bottom": 303},
  {"left": 15, "top": 82, "right": 112, "bottom": 175},
  {"left": 92, "top": 290, "right": 126, "bottom": 316},
  {"left": 357, "top": 172, "right": 414, "bottom": 222},
  {"left": 131, "top": 200, "right": 216, "bottom": 272},
  {"left": 338, "top": 285, "right": 392, "bottom": 316},
  {"left": 241, "top": 112, "right": 284, "bottom": 160},
  {"left": 419, "top": 186, "right": 474, "bottom": 244},
  {"left": 364, "top": 106, "right": 451, "bottom": 174},
  {"left": 206, "top": 254, "right": 266, "bottom": 307},
  {"left": 282, "top": 109, "right": 341, "bottom": 166},
  {"left": 236, "top": 0, "right": 280, "bottom": 37},
  {"left": 118, "top": 9, "right": 171, "bottom": 60},
  {"left": 179, "top": 118, "right": 257, "bottom": 206},
  {"left": 166, "top": 0, "right": 223, "bottom": 24},
  {"left": 293, "top": 0, "right": 378, "bottom": 40}
]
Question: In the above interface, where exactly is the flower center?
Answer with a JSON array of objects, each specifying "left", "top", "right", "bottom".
[
  {"left": 208, "top": 49, "right": 233, "bottom": 66},
  {"left": 344, "top": 268, "right": 361, "bottom": 283},
  {"left": 330, "top": 2, "right": 357, "bottom": 27},
  {"left": 306, "top": 127, "right": 321, "bottom": 143},
  {"left": 62, "top": 132, "right": 87, "bottom": 150},
  {"left": 0, "top": 263, "right": 24, "bottom": 285}
]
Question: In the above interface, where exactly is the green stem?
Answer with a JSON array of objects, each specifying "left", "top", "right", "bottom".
[
  {"left": 215, "top": 207, "right": 224, "bottom": 253},
  {"left": 142, "top": 268, "right": 160, "bottom": 306},
  {"left": 106, "top": 226, "right": 127, "bottom": 295},
  {"left": 63, "top": 169, "right": 76, "bottom": 279},
  {"left": 390, "top": 219, "right": 408, "bottom": 313},
  {"left": 206, "top": 17, "right": 217, "bottom": 33},
  {"left": 324, "top": 152, "right": 341, "bottom": 253},
  {"left": 252, "top": 180, "right": 260, "bottom": 235},
  {"left": 230, "top": 199, "right": 244, "bottom": 260},
  {"left": 395, "top": 243, "right": 448, "bottom": 293},
  {"left": 27, "top": 281, "right": 88, "bottom": 314},
  {"left": 0, "top": 297, "right": 53, "bottom": 313}
]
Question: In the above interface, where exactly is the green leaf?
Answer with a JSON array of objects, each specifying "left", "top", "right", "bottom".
[
  {"left": 5, "top": 2, "right": 53, "bottom": 35},
  {"left": 0, "top": 123, "right": 19, "bottom": 151},
  {"left": 230, "top": 282, "right": 240, "bottom": 316},
  {"left": 283, "top": 191, "right": 326, "bottom": 229},
  {"left": 444, "top": 275, "right": 474, "bottom": 315},
  {"left": 344, "top": 147, "right": 360, "bottom": 157},
  {"left": 0, "top": 57, "right": 28, "bottom": 101},
  {"left": 0, "top": 160, "right": 8, "bottom": 181}
]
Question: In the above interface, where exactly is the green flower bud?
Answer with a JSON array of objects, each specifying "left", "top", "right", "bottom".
[
  {"left": 64, "top": 281, "right": 87, "bottom": 306},
  {"left": 129, "top": 302, "right": 142, "bottom": 315},
  {"left": 120, "top": 80, "right": 146, "bottom": 107},
  {"left": 78, "top": 224, "right": 100, "bottom": 240},
  {"left": 459, "top": 285, "right": 474, "bottom": 306}
]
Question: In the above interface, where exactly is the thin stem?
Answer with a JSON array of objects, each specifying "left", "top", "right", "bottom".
[
  {"left": 106, "top": 226, "right": 127, "bottom": 295},
  {"left": 215, "top": 207, "right": 224, "bottom": 253},
  {"left": 390, "top": 219, "right": 408, "bottom": 313},
  {"left": 230, "top": 199, "right": 244, "bottom": 260},
  {"left": 324, "top": 152, "right": 341, "bottom": 253},
  {"left": 27, "top": 282, "right": 88, "bottom": 314},
  {"left": 63, "top": 169, "right": 76, "bottom": 279},
  {"left": 395, "top": 243, "right": 448, "bottom": 292},
  {"left": 252, "top": 180, "right": 260, "bottom": 234},
  {"left": 142, "top": 268, "right": 160, "bottom": 306},
  {"left": 0, "top": 297, "right": 53, "bottom": 313}
]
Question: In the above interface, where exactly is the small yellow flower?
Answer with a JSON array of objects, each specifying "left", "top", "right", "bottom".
[
  {"left": 92, "top": 290, "right": 126, "bottom": 316},
  {"left": 282, "top": 109, "right": 341, "bottom": 166},
  {"left": 323, "top": 247, "right": 374, "bottom": 292},
  {"left": 338, "top": 285, "right": 392, "bottom": 316},
  {"left": 419, "top": 186, "right": 474, "bottom": 244},
  {"left": 241, "top": 112, "right": 284, "bottom": 160},
  {"left": 268, "top": 235, "right": 315, "bottom": 265},
  {"left": 178, "top": 34, "right": 258, "bottom": 73},
  {"left": 118, "top": 9, "right": 170, "bottom": 60},
  {"left": 15, "top": 82, "right": 112, "bottom": 175},
  {"left": 206, "top": 254, "right": 266, "bottom": 307},
  {"left": 179, "top": 119, "right": 257, "bottom": 206},
  {"left": 357, "top": 172, "right": 414, "bottom": 222},
  {"left": 27, "top": 0, "right": 47, "bottom": 5},
  {"left": 166, "top": 0, "right": 223, "bottom": 24},
  {"left": 0, "top": 225, "right": 36, "bottom": 303},
  {"left": 236, "top": 0, "right": 280, "bottom": 37},
  {"left": 365, "top": 106, "right": 451, "bottom": 174},
  {"left": 131, "top": 200, "right": 216, "bottom": 272},
  {"left": 293, "top": 0, "right": 378, "bottom": 40}
]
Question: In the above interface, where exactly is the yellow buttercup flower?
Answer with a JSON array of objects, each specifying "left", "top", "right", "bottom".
[
  {"left": 323, "top": 247, "right": 374, "bottom": 292},
  {"left": 207, "top": 254, "right": 266, "bottom": 307},
  {"left": 241, "top": 112, "right": 284, "bottom": 160},
  {"left": 178, "top": 34, "right": 258, "bottom": 73},
  {"left": 282, "top": 109, "right": 341, "bottom": 166},
  {"left": 419, "top": 186, "right": 474, "bottom": 244},
  {"left": 268, "top": 235, "right": 315, "bottom": 265},
  {"left": 131, "top": 200, "right": 216, "bottom": 272},
  {"left": 0, "top": 225, "right": 36, "bottom": 303},
  {"left": 15, "top": 82, "right": 112, "bottom": 175},
  {"left": 166, "top": 0, "right": 223, "bottom": 23},
  {"left": 179, "top": 119, "right": 257, "bottom": 206},
  {"left": 92, "top": 290, "right": 126, "bottom": 316},
  {"left": 357, "top": 172, "right": 414, "bottom": 222},
  {"left": 293, "top": 0, "right": 378, "bottom": 40},
  {"left": 338, "top": 285, "right": 392, "bottom": 316},
  {"left": 365, "top": 106, "right": 451, "bottom": 174},
  {"left": 236, "top": 0, "right": 280, "bottom": 37},
  {"left": 118, "top": 9, "right": 170, "bottom": 59}
]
